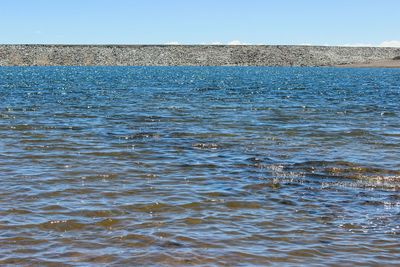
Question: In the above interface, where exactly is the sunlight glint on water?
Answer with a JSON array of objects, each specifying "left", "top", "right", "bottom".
[{"left": 0, "top": 67, "right": 399, "bottom": 266}]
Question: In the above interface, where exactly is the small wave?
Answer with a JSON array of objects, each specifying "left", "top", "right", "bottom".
[
  {"left": 122, "top": 202, "right": 183, "bottom": 213},
  {"left": 275, "top": 161, "right": 400, "bottom": 189},
  {"left": 247, "top": 158, "right": 400, "bottom": 187},
  {"left": 290, "top": 160, "right": 400, "bottom": 180},
  {"left": 38, "top": 220, "right": 86, "bottom": 231},
  {"left": 113, "top": 132, "right": 161, "bottom": 140}
]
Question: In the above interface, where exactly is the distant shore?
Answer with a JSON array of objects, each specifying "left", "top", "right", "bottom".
[{"left": 0, "top": 45, "right": 399, "bottom": 66}]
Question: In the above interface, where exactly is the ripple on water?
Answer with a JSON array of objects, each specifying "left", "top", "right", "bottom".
[{"left": 1, "top": 67, "right": 400, "bottom": 266}]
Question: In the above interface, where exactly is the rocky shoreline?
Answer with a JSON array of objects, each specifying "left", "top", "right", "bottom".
[{"left": 0, "top": 45, "right": 399, "bottom": 66}]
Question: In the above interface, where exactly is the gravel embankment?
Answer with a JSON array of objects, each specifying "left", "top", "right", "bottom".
[{"left": 0, "top": 45, "right": 399, "bottom": 66}]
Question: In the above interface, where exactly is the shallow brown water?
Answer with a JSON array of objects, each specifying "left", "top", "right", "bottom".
[{"left": 0, "top": 67, "right": 399, "bottom": 266}]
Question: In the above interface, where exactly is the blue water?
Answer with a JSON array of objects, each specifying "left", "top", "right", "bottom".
[{"left": 0, "top": 67, "right": 399, "bottom": 266}]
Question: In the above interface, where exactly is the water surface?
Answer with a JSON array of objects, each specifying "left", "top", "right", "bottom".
[{"left": 0, "top": 67, "right": 399, "bottom": 266}]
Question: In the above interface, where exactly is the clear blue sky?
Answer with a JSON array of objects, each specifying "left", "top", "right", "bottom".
[{"left": 0, "top": 0, "right": 399, "bottom": 45}]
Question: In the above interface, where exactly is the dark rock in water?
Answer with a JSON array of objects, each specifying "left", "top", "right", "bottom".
[
  {"left": 161, "top": 241, "right": 184, "bottom": 248},
  {"left": 248, "top": 157, "right": 262, "bottom": 163},
  {"left": 247, "top": 156, "right": 273, "bottom": 163},
  {"left": 192, "top": 143, "right": 219, "bottom": 149}
]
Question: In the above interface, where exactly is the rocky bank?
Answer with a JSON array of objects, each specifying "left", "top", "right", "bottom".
[{"left": 0, "top": 45, "right": 399, "bottom": 66}]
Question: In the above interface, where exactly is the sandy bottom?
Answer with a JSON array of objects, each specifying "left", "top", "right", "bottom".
[{"left": 337, "top": 59, "right": 400, "bottom": 68}]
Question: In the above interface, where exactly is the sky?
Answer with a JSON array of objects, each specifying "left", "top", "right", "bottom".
[{"left": 0, "top": 0, "right": 399, "bottom": 46}]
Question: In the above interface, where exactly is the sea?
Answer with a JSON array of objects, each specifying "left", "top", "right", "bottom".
[{"left": 0, "top": 66, "right": 399, "bottom": 266}]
